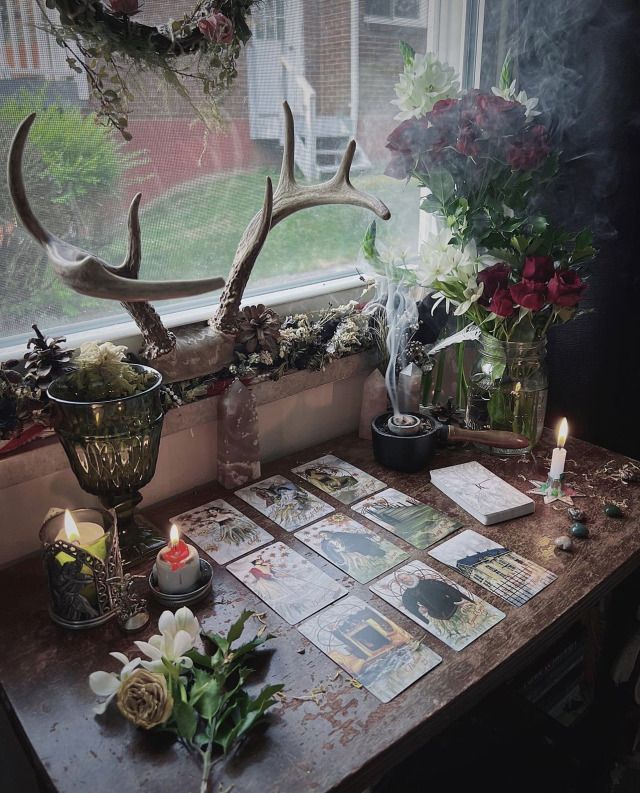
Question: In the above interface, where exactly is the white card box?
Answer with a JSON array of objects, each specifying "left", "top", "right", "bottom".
[{"left": 429, "top": 461, "right": 534, "bottom": 525}]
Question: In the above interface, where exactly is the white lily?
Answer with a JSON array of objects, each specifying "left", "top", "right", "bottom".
[
  {"left": 454, "top": 279, "right": 484, "bottom": 316},
  {"left": 135, "top": 607, "right": 201, "bottom": 673},
  {"left": 88, "top": 651, "right": 141, "bottom": 715},
  {"left": 393, "top": 51, "right": 460, "bottom": 120},
  {"left": 491, "top": 81, "right": 540, "bottom": 118}
]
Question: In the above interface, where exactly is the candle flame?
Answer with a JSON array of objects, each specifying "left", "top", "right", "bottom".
[
  {"left": 169, "top": 524, "right": 180, "bottom": 547},
  {"left": 63, "top": 509, "right": 80, "bottom": 543},
  {"left": 558, "top": 417, "right": 568, "bottom": 448}
]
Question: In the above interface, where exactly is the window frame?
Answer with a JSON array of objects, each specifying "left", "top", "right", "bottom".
[
  {"left": 363, "top": 0, "right": 429, "bottom": 29},
  {"left": 0, "top": 0, "right": 485, "bottom": 361}
]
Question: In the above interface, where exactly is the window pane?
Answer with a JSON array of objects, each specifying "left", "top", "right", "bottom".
[
  {"left": 394, "top": 0, "right": 420, "bottom": 20},
  {"left": 0, "top": 0, "right": 433, "bottom": 344}
]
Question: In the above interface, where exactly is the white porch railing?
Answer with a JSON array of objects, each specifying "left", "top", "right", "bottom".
[{"left": 0, "top": 0, "right": 88, "bottom": 97}]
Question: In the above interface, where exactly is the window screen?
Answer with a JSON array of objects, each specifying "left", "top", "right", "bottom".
[{"left": 0, "top": 0, "right": 430, "bottom": 346}]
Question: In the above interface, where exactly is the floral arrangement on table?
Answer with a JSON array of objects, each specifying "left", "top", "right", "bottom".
[
  {"left": 382, "top": 44, "right": 597, "bottom": 447},
  {"left": 90, "top": 606, "right": 283, "bottom": 793},
  {"left": 39, "top": 0, "right": 258, "bottom": 138},
  {"left": 0, "top": 303, "right": 377, "bottom": 452}
]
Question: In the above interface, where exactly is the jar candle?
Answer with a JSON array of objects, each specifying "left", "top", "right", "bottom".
[
  {"left": 156, "top": 525, "right": 200, "bottom": 594},
  {"left": 55, "top": 509, "right": 107, "bottom": 564}
]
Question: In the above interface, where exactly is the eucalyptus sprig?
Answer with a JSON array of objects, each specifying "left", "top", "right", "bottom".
[{"left": 166, "top": 611, "right": 283, "bottom": 793}]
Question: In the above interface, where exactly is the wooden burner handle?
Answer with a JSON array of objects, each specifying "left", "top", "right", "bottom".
[{"left": 447, "top": 426, "right": 530, "bottom": 449}]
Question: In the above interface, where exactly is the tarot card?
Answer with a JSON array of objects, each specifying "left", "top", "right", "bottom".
[
  {"left": 226, "top": 541, "right": 347, "bottom": 624},
  {"left": 170, "top": 499, "right": 273, "bottom": 565},
  {"left": 292, "top": 455, "right": 386, "bottom": 505},
  {"left": 295, "top": 513, "right": 409, "bottom": 584},
  {"left": 352, "top": 488, "right": 461, "bottom": 549},
  {"left": 429, "top": 461, "right": 534, "bottom": 525},
  {"left": 298, "top": 595, "right": 441, "bottom": 703},
  {"left": 429, "top": 529, "right": 556, "bottom": 607},
  {"left": 235, "top": 475, "right": 334, "bottom": 531},
  {"left": 371, "top": 559, "right": 505, "bottom": 650}
]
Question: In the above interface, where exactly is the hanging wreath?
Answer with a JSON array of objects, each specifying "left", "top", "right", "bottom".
[{"left": 38, "top": 0, "right": 259, "bottom": 138}]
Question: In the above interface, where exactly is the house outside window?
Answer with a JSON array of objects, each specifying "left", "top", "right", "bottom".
[
  {"left": 363, "top": 0, "right": 427, "bottom": 27},
  {"left": 0, "top": 0, "right": 482, "bottom": 355}
]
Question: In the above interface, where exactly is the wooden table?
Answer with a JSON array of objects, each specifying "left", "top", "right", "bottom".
[{"left": 0, "top": 431, "right": 638, "bottom": 793}]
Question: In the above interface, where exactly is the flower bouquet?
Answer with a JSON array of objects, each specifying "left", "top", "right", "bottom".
[
  {"left": 385, "top": 45, "right": 595, "bottom": 450},
  {"left": 90, "top": 607, "right": 283, "bottom": 793}
]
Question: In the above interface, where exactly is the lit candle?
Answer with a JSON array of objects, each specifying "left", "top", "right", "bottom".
[
  {"left": 549, "top": 418, "right": 568, "bottom": 479},
  {"left": 156, "top": 525, "right": 201, "bottom": 595},
  {"left": 55, "top": 509, "right": 107, "bottom": 563}
]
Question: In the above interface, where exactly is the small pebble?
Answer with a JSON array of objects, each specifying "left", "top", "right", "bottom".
[
  {"left": 604, "top": 503, "right": 623, "bottom": 518},
  {"left": 554, "top": 535, "right": 573, "bottom": 551},
  {"left": 568, "top": 507, "right": 586, "bottom": 522},
  {"left": 570, "top": 522, "right": 589, "bottom": 538}
]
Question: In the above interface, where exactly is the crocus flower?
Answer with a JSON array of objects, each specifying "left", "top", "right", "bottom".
[
  {"left": 135, "top": 607, "right": 200, "bottom": 672},
  {"left": 89, "top": 652, "right": 141, "bottom": 714}
]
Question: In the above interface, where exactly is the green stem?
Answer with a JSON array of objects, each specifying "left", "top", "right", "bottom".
[
  {"left": 456, "top": 339, "right": 467, "bottom": 409},
  {"left": 421, "top": 370, "right": 433, "bottom": 407},
  {"left": 199, "top": 743, "right": 213, "bottom": 793},
  {"left": 432, "top": 349, "right": 446, "bottom": 406}
]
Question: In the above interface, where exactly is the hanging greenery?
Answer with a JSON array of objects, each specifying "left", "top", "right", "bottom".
[{"left": 37, "top": 0, "right": 259, "bottom": 138}]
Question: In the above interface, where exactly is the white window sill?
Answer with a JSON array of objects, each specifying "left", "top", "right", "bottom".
[
  {"left": 363, "top": 15, "right": 426, "bottom": 28},
  {"left": 0, "top": 273, "right": 372, "bottom": 363}
]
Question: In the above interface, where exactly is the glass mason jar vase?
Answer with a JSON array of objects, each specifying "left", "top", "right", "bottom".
[
  {"left": 465, "top": 334, "right": 548, "bottom": 454},
  {"left": 47, "top": 364, "right": 165, "bottom": 564}
]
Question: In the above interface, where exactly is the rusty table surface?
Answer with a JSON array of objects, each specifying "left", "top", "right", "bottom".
[{"left": 0, "top": 430, "right": 638, "bottom": 793}]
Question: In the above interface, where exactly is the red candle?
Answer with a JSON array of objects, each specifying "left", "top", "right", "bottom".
[
  {"left": 156, "top": 526, "right": 201, "bottom": 594},
  {"left": 161, "top": 539, "right": 191, "bottom": 570}
]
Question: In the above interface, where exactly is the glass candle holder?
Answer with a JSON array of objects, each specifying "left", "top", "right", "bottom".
[{"left": 39, "top": 507, "right": 122, "bottom": 630}]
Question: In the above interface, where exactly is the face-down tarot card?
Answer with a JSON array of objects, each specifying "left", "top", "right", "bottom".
[
  {"left": 235, "top": 475, "right": 334, "bottom": 531},
  {"left": 295, "top": 513, "right": 409, "bottom": 584},
  {"left": 170, "top": 499, "right": 273, "bottom": 564},
  {"left": 371, "top": 559, "right": 505, "bottom": 650},
  {"left": 298, "top": 595, "right": 441, "bottom": 703},
  {"left": 226, "top": 541, "right": 347, "bottom": 624},
  {"left": 429, "top": 529, "right": 556, "bottom": 607},
  {"left": 292, "top": 454, "right": 386, "bottom": 505},
  {"left": 352, "top": 488, "right": 461, "bottom": 549}
]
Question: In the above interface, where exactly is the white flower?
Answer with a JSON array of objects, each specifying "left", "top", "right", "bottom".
[
  {"left": 393, "top": 52, "right": 460, "bottom": 120},
  {"left": 134, "top": 607, "right": 200, "bottom": 673},
  {"left": 491, "top": 80, "right": 540, "bottom": 118},
  {"left": 75, "top": 341, "right": 128, "bottom": 367},
  {"left": 453, "top": 278, "right": 484, "bottom": 316},
  {"left": 89, "top": 652, "right": 141, "bottom": 715}
]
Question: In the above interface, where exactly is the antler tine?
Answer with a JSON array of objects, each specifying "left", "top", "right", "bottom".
[
  {"left": 277, "top": 101, "right": 296, "bottom": 190},
  {"left": 115, "top": 192, "right": 142, "bottom": 279},
  {"left": 212, "top": 177, "right": 274, "bottom": 332},
  {"left": 8, "top": 114, "right": 226, "bottom": 302}
]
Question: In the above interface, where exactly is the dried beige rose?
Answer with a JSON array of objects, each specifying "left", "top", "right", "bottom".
[{"left": 116, "top": 669, "right": 173, "bottom": 729}]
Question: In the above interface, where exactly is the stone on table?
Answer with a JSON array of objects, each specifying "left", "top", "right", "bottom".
[
  {"left": 217, "top": 379, "right": 261, "bottom": 489},
  {"left": 397, "top": 362, "right": 423, "bottom": 415}
]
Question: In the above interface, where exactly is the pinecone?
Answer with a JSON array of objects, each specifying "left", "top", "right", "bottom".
[
  {"left": 236, "top": 305, "right": 282, "bottom": 355},
  {"left": 24, "top": 324, "right": 72, "bottom": 394}
]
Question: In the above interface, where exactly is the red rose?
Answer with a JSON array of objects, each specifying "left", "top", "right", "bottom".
[
  {"left": 477, "top": 263, "right": 511, "bottom": 306},
  {"left": 197, "top": 11, "right": 234, "bottom": 44},
  {"left": 509, "top": 279, "right": 548, "bottom": 311},
  {"left": 507, "top": 125, "right": 551, "bottom": 170},
  {"left": 105, "top": 0, "right": 141, "bottom": 15},
  {"left": 429, "top": 98, "right": 459, "bottom": 120},
  {"left": 547, "top": 270, "right": 586, "bottom": 307},
  {"left": 489, "top": 288, "right": 516, "bottom": 317},
  {"left": 473, "top": 94, "right": 525, "bottom": 131},
  {"left": 522, "top": 255, "right": 554, "bottom": 282}
]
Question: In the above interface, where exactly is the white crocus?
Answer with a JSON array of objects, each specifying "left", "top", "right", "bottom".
[
  {"left": 454, "top": 279, "right": 484, "bottom": 316},
  {"left": 393, "top": 52, "right": 460, "bottom": 120},
  {"left": 135, "top": 607, "right": 201, "bottom": 673},
  {"left": 89, "top": 652, "right": 141, "bottom": 714},
  {"left": 491, "top": 80, "right": 540, "bottom": 118}
]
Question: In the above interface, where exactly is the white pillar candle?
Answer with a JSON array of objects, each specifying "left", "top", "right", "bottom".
[
  {"left": 549, "top": 418, "right": 568, "bottom": 479},
  {"left": 156, "top": 525, "right": 201, "bottom": 595}
]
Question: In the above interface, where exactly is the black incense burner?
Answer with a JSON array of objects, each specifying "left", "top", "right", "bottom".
[{"left": 371, "top": 411, "right": 529, "bottom": 473}]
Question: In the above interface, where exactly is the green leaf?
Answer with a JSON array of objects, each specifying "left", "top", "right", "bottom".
[
  {"left": 227, "top": 610, "right": 255, "bottom": 645},
  {"left": 174, "top": 701, "right": 199, "bottom": 742},
  {"left": 427, "top": 170, "right": 455, "bottom": 205},
  {"left": 499, "top": 49, "right": 513, "bottom": 92},
  {"left": 399, "top": 41, "right": 415, "bottom": 67}
]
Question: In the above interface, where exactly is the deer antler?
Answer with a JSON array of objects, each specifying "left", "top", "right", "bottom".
[
  {"left": 7, "top": 114, "right": 226, "bottom": 304},
  {"left": 213, "top": 101, "right": 391, "bottom": 332}
]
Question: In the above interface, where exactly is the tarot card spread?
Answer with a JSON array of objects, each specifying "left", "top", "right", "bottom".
[
  {"left": 292, "top": 455, "right": 386, "bottom": 505},
  {"left": 226, "top": 542, "right": 347, "bottom": 624},
  {"left": 235, "top": 475, "right": 334, "bottom": 531},
  {"left": 299, "top": 595, "right": 441, "bottom": 703},
  {"left": 429, "top": 529, "right": 556, "bottom": 607},
  {"left": 352, "top": 488, "right": 461, "bottom": 549},
  {"left": 371, "top": 560, "right": 505, "bottom": 650},
  {"left": 170, "top": 499, "right": 273, "bottom": 565},
  {"left": 295, "top": 514, "right": 409, "bottom": 584}
]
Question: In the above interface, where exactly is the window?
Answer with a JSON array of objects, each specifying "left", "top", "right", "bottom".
[{"left": 0, "top": 0, "right": 481, "bottom": 351}]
